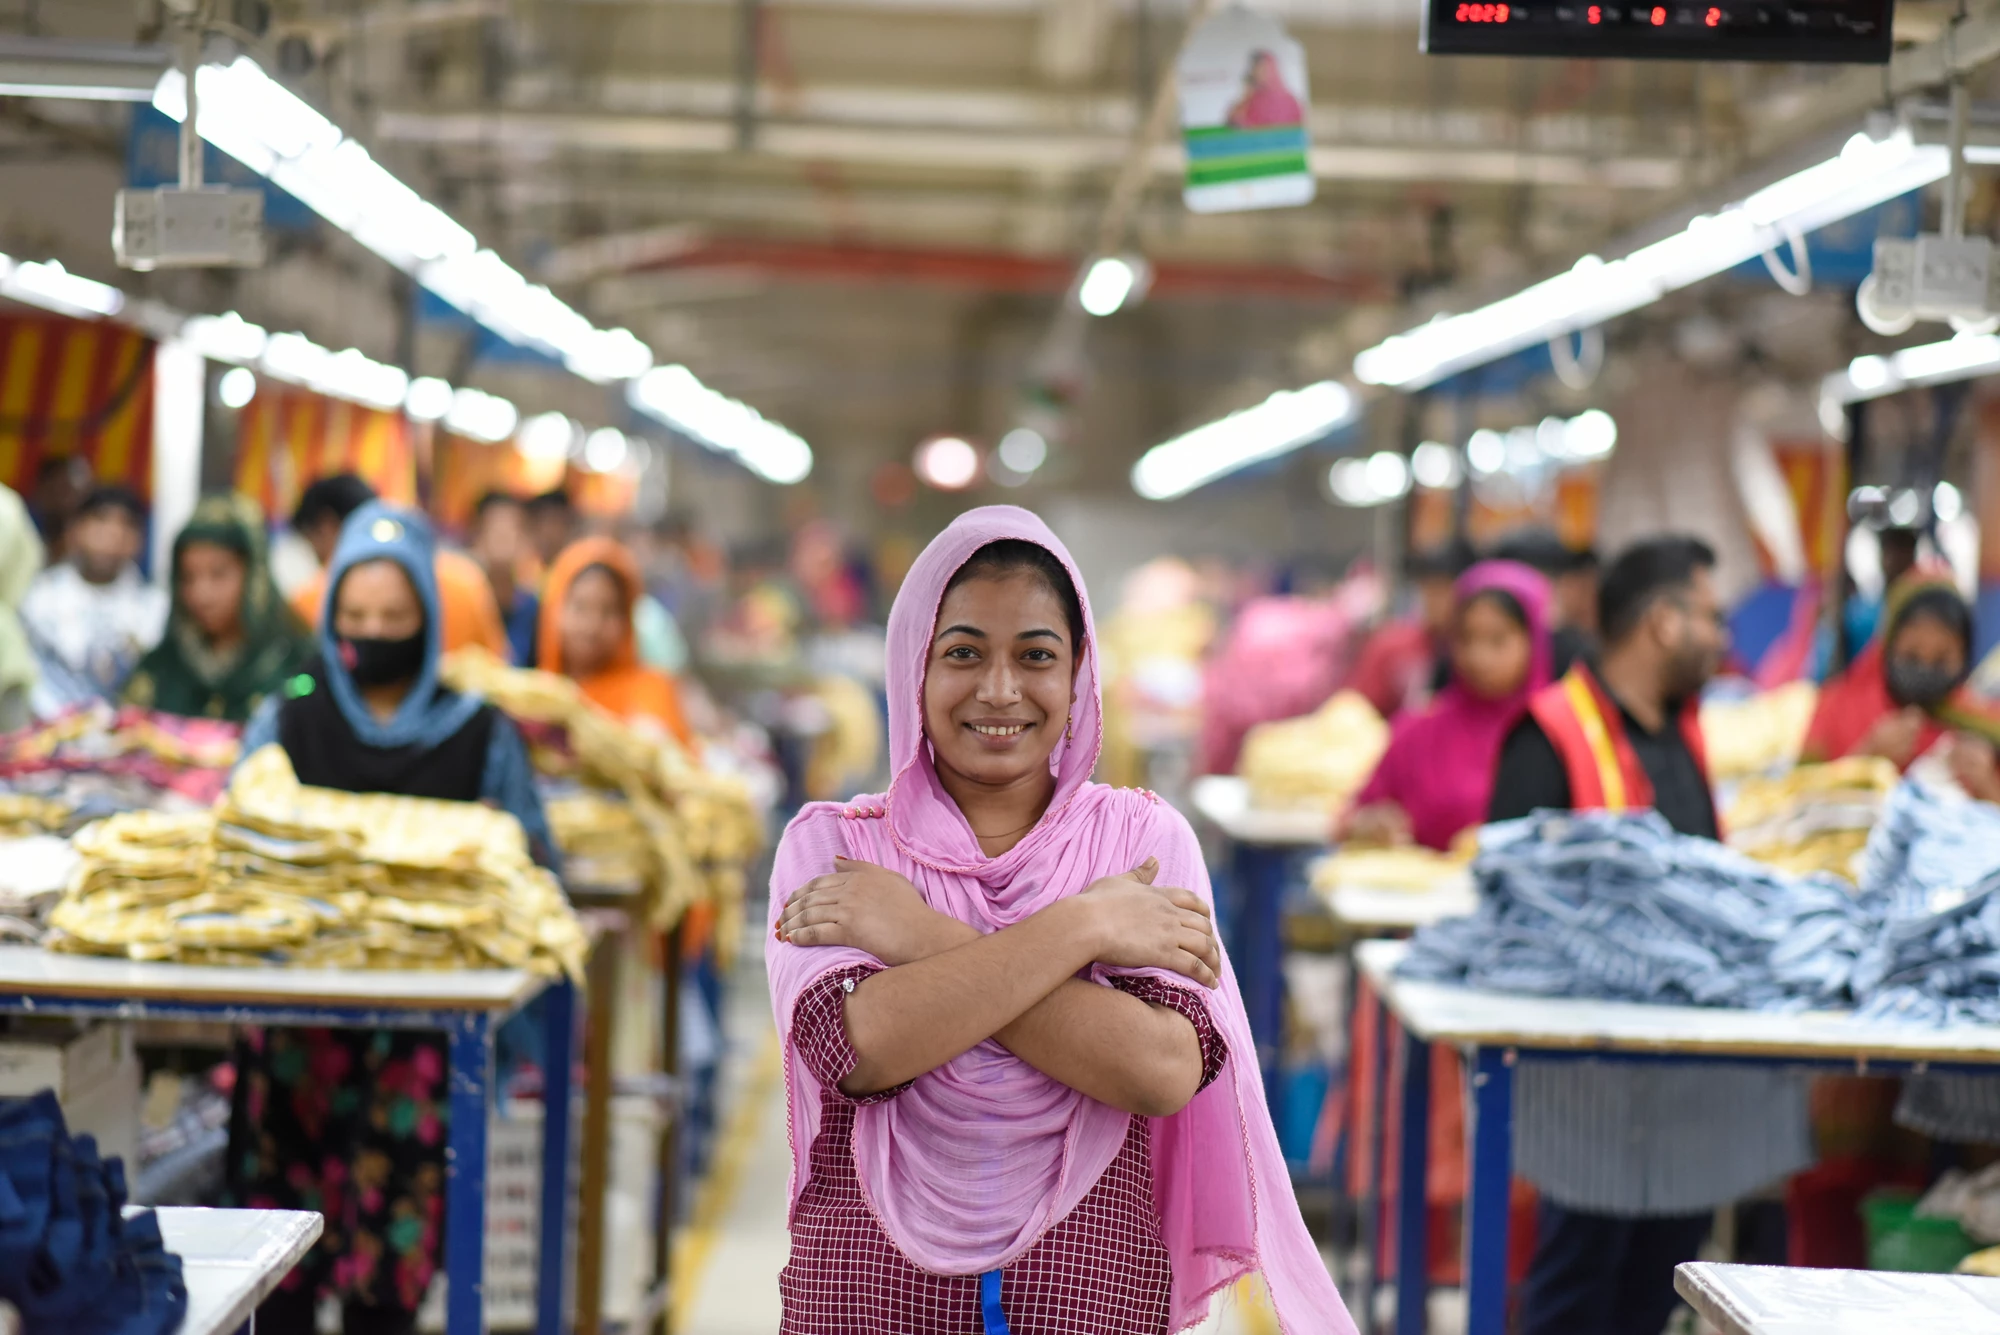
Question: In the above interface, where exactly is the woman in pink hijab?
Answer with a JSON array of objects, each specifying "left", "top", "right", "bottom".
[
  {"left": 768, "top": 507, "right": 1353, "bottom": 1335},
  {"left": 1343, "top": 559, "right": 1554, "bottom": 851}
]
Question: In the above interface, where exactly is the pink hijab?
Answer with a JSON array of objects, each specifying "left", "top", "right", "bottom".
[
  {"left": 766, "top": 506, "right": 1354, "bottom": 1334},
  {"left": 1351, "top": 559, "right": 1553, "bottom": 851}
]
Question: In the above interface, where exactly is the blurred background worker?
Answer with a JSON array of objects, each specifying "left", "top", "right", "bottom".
[
  {"left": 1489, "top": 537, "right": 1812, "bottom": 1335},
  {"left": 288, "top": 474, "right": 509, "bottom": 658},
  {"left": 19, "top": 485, "right": 165, "bottom": 709},
  {"left": 467, "top": 490, "right": 541, "bottom": 666}
]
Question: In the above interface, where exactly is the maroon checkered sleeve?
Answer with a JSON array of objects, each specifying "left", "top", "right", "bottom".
[
  {"left": 791, "top": 963, "right": 912, "bottom": 1104},
  {"left": 1109, "top": 976, "right": 1230, "bottom": 1094}
]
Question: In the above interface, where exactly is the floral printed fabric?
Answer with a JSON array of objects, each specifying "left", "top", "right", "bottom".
[{"left": 224, "top": 1027, "right": 449, "bottom": 1316}]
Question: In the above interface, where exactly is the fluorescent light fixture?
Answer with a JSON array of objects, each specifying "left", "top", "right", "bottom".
[
  {"left": 997, "top": 427, "right": 1049, "bottom": 475},
  {"left": 518, "top": 411, "right": 576, "bottom": 462},
  {"left": 217, "top": 366, "right": 257, "bottom": 410},
  {"left": 1565, "top": 408, "right": 1617, "bottom": 460},
  {"left": 915, "top": 436, "right": 981, "bottom": 491},
  {"left": 1079, "top": 257, "right": 1139, "bottom": 318},
  {"left": 0, "top": 38, "right": 170, "bottom": 102},
  {"left": 1936, "top": 481, "right": 1964, "bottom": 523},
  {"left": 405, "top": 376, "right": 454, "bottom": 422},
  {"left": 1329, "top": 458, "right": 1374, "bottom": 505},
  {"left": 182, "top": 311, "right": 268, "bottom": 363},
  {"left": 1330, "top": 450, "right": 1414, "bottom": 508},
  {"left": 628, "top": 364, "right": 813, "bottom": 485},
  {"left": 153, "top": 58, "right": 658, "bottom": 379},
  {"left": 1132, "top": 381, "right": 1356, "bottom": 501},
  {"left": 583, "top": 427, "right": 629, "bottom": 473},
  {"left": 1356, "top": 131, "right": 1949, "bottom": 391},
  {"left": 1411, "top": 441, "right": 1461, "bottom": 489},
  {"left": 1467, "top": 429, "right": 1506, "bottom": 475},
  {"left": 1824, "top": 332, "right": 2000, "bottom": 405},
  {"left": 445, "top": 387, "right": 520, "bottom": 443},
  {"left": 0, "top": 258, "right": 124, "bottom": 318}
]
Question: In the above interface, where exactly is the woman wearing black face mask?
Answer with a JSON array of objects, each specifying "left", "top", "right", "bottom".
[
  {"left": 1803, "top": 567, "right": 1980, "bottom": 777},
  {"left": 231, "top": 501, "right": 553, "bottom": 1335}
]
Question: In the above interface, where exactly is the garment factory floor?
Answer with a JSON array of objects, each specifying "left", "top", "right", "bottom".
[{"left": 670, "top": 936, "right": 1326, "bottom": 1335}]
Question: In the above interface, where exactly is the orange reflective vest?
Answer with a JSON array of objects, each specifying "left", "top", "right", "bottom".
[{"left": 1525, "top": 663, "right": 1711, "bottom": 815}]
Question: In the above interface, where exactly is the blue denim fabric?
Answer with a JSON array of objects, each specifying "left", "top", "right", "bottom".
[
  {"left": 1398, "top": 810, "right": 1872, "bottom": 1011},
  {"left": 1400, "top": 786, "right": 2000, "bottom": 1030},
  {"left": 1851, "top": 782, "right": 2000, "bottom": 1025},
  {"left": 0, "top": 1093, "right": 187, "bottom": 1335}
]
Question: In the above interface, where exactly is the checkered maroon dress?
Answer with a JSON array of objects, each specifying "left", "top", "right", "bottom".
[{"left": 779, "top": 967, "right": 1229, "bottom": 1335}]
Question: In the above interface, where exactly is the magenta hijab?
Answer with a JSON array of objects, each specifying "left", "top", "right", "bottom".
[
  {"left": 766, "top": 506, "right": 1354, "bottom": 1334},
  {"left": 1351, "top": 559, "right": 1553, "bottom": 851}
]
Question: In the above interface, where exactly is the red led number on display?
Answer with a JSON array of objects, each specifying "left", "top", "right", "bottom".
[
  {"left": 1455, "top": 3, "right": 1510, "bottom": 20},
  {"left": 1705, "top": 5, "right": 1721, "bottom": 22},
  {"left": 1650, "top": 5, "right": 1666, "bottom": 21},
  {"left": 1587, "top": 4, "right": 1601, "bottom": 19}
]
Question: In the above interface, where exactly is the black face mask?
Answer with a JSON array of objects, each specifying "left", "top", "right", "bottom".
[
  {"left": 1885, "top": 657, "right": 1961, "bottom": 710},
  {"left": 338, "top": 633, "right": 427, "bottom": 687}
]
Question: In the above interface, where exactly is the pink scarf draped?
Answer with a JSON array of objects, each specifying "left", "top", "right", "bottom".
[
  {"left": 766, "top": 505, "right": 1354, "bottom": 1334},
  {"left": 1352, "top": 560, "right": 1553, "bottom": 851}
]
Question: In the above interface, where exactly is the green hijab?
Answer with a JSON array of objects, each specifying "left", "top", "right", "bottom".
[{"left": 127, "top": 494, "right": 314, "bottom": 722}]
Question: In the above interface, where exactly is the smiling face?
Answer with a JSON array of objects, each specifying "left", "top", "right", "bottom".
[{"left": 922, "top": 569, "right": 1077, "bottom": 795}]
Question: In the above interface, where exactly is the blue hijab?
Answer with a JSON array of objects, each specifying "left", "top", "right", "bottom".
[{"left": 319, "top": 501, "right": 486, "bottom": 750}]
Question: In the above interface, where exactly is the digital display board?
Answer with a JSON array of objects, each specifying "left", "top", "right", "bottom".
[{"left": 1422, "top": 0, "right": 1892, "bottom": 63}]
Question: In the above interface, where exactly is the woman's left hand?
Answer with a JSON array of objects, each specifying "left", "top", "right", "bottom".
[
  {"left": 777, "top": 857, "right": 976, "bottom": 965},
  {"left": 1949, "top": 733, "right": 2000, "bottom": 804}
]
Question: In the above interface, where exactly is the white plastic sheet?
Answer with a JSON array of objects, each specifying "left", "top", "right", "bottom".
[{"left": 1676, "top": 1262, "right": 2000, "bottom": 1335}]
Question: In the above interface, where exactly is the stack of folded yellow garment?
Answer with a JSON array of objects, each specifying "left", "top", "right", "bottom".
[
  {"left": 1726, "top": 755, "right": 1899, "bottom": 881},
  {"left": 49, "top": 746, "right": 586, "bottom": 978},
  {"left": 441, "top": 650, "right": 764, "bottom": 956},
  {"left": 1312, "top": 839, "right": 1474, "bottom": 895},
  {"left": 1236, "top": 691, "right": 1389, "bottom": 814},
  {"left": 1702, "top": 681, "right": 1819, "bottom": 779},
  {"left": 0, "top": 794, "right": 69, "bottom": 837}
]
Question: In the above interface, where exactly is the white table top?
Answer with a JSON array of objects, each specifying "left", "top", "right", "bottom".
[
  {"left": 1675, "top": 1262, "right": 2000, "bottom": 1334},
  {"left": 1356, "top": 938, "right": 2000, "bottom": 1065},
  {"left": 0, "top": 943, "right": 543, "bottom": 1013},
  {"left": 1321, "top": 878, "right": 1478, "bottom": 932},
  {"left": 151, "top": 1206, "right": 323, "bottom": 1335},
  {"left": 1187, "top": 775, "right": 1331, "bottom": 847}
]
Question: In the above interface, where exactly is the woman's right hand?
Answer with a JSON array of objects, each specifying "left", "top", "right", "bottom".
[
  {"left": 1073, "top": 858, "right": 1221, "bottom": 988},
  {"left": 1341, "top": 801, "right": 1412, "bottom": 848}
]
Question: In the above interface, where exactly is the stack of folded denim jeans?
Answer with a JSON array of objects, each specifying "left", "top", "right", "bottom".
[
  {"left": 1398, "top": 809, "right": 1873, "bottom": 1010},
  {"left": 1850, "top": 782, "right": 2000, "bottom": 1026},
  {"left": 0, "top": 1090, "right": 186, "bottom": 1335}
]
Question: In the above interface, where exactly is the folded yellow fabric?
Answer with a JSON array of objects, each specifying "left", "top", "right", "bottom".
[{"left": 50, "top": 746, "right": 587, "bottom": 980}]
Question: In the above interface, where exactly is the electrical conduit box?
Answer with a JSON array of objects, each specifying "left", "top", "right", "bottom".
[
  {"left": 113, "top": 186, "right": 265, "bottom": 270},
  {"left": 1865, "top": 235, "right": 2000, "bottom": 325}
]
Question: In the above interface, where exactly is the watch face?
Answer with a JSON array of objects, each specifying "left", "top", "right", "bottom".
[{"left": 1422, "top": 0, "right": 1893, "bottom": 63}]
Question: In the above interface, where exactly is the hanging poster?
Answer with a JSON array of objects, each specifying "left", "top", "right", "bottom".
[
  {"left": 234, "top": 385, "right": 415, "bottom": 521},
  {"left": 1178, "top": 9, "right": 1315, "bottom": 215}
]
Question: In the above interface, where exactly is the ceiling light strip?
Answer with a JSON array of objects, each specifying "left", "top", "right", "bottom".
[
  {"left": 1355, "top": 131, "right": 1950, "bottom": 392},
  {"left": 1132, "top": 380, "right": 1358, "bottom": 500},
  {"left": 153, "top": 56, "right": 810, "bottom": 481}
]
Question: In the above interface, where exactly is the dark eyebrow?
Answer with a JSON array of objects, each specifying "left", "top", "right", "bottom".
[
  {"left": 934, "top": 624, "right": 986, "bottom": 641},
  {"left": 1016, "top": 628, "right": 1062, "bottom": 642}
]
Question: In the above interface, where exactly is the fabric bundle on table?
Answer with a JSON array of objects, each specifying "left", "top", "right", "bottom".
[
  {"left": 48, "top": 745, "right": 585, "bottom": 978},
  {"left": 1235, "top": 690, "right": 1388, "bottom": 813},
  {"left": 1700, "top": 681, "right": 1818, "bottom": 779},
  {"left": 1399, "top": 810, "right": 1873, "bottom": 1011},
  {"left": 1847, "top": 782, "right": 2000, "bottom": 1026},
  {"left": 1727, "top": 756, "right": 1900, "bottom": 882},
  {"left": 1, "top": 704, "right": 240, "bottom": 817},
  {"left": 442, "top": 648, "right": 763, "bottom": 956}
]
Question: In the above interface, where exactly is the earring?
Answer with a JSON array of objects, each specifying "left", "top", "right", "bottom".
[{"left": 1065, "top": 714, "right": 1074, "bottom": 742}]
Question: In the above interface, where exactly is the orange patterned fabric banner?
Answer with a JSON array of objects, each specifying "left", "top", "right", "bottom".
[
  {"left": 0, "top": 314, "right": 155, "bottom": 498},
  {"left": 234, "top": 385, "right": 415, "bottom": 520}
]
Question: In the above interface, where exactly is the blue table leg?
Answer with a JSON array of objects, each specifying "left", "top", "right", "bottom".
[
  {"left": 446, "top": 1011, "right": 493, "bottom": 1335},
  {"left": 1465, "top": 1046, "right": 1515, "bottom": 1335},
  {"left": 1393, "top": 1028, "right": 1431, "bottom": 1335},
  {"left": 537, "top": 978, "right": 576, "bottom": 1335},
  {"left": 1232, "top": 840, "right": 1287, "bottom": 1112},
  {"left": 1359, "top": 981, "right": 1390, "bottom": 1335}
]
